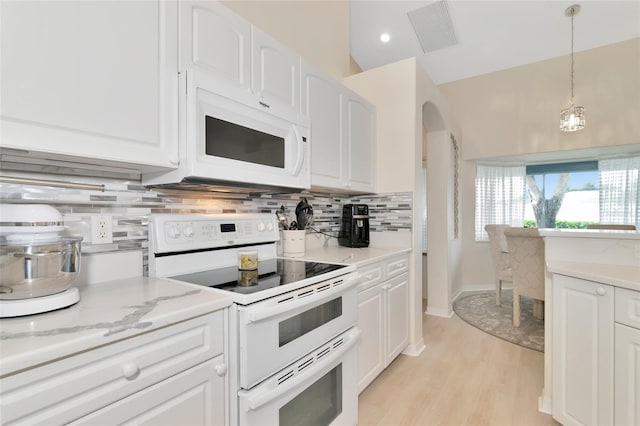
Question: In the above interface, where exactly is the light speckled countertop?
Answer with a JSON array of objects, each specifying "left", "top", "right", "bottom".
[
  {"left": 539, "top": 228, "right": 640, "bottom": 240},
  {"left": 297, "top": 245, "right": 412, "bottom": 267},
  {"left": 0, "top": 277, "right": 232, "bottom": 377}
]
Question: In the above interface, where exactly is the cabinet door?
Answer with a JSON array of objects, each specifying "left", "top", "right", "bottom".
[
  {"left": 357, "top": 284, "right": 385, "bottom": 394},
  {"left": 179, "top": 0, "right": 250, "bottom": 91},
  {"left": 552, "top": 274, "right": 614, "bottom": 426},
  {"left": 251, "top": 26, "right": 300, "bottom": 123},
  {"left": 0, "top": 1, "right": 178, "bottom": 171},
  {"left": 615, "top": 323, "right": 640, "bottom": 426},
  {"left": 302, "top": 60, "right": 345, "bottom": 189},
  {"left": 385, "top": 273, "right": 409, "bottom": 365},
  {"left": 73, "top": 355, "right": 226, "bottom": 426},
  {"left": 343, "top": 91, "right": 376, "bottom": 193}
]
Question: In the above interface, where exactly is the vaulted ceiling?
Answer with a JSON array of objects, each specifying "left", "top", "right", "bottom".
[{"left": 350, "top": 1, "right": 640, "bottom": 85}]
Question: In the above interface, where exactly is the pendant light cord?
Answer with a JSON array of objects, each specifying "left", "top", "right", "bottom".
[{"left": 570, "top": 8, "right": 575, "bottom": 104}]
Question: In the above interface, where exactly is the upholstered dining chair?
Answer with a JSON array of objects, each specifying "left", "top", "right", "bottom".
[
  {"left": 586, "top": 224, "right": 636, "bottom": 230},
  {"left": 504, "top": 227, "right": 545, "bottom": 327},
  {"left": 484, "top": 224, "right": 512, "bottom": 306}
]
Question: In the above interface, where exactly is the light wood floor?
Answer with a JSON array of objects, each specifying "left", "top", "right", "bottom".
[{"left": 358, "top": 308, "right": 560, "bottom": 426}]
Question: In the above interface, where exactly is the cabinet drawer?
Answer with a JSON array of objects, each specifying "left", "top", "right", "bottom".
[
  {"left": 385, "top": 256, "right": 408, "bottom": 278},
  {"left": 357, "top": 263, "right": 383, "bottom": 292},
  {"left": 72, "top": 354, "right": 226, "bottom": 426},
  {"left": 0, "top": 311, "right": 224, "bottom": 425},
  {"left": 615, "top": 287, "right": 640, "bottom": 330}
]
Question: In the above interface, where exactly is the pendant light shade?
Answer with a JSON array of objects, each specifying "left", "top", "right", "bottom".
[{"left": 560, "top": 4, "right": 585, "bottom": 132}]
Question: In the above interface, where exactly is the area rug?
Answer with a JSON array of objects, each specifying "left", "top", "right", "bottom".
[{"left": 452, "top": 290, "right": 544, "bottom": 352}]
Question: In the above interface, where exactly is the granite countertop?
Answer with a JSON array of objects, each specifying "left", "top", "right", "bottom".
[
  {"left": 0, "top": 277, "right": 232, "bottom": 377},
  {"left": 299, "top": 245, "right": 412, "bottom": 267},
  {"left": 546, "top": 260, "right": 640, "bottom": 291}
]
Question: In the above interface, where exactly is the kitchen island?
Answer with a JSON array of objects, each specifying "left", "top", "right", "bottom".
[{"left": 538, "top": 228, "right": 640, "bottom": 425}]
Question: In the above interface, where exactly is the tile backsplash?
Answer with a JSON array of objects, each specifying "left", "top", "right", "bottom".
[{"left": 0, "top": 169, "right": 412, "bottom": 260}]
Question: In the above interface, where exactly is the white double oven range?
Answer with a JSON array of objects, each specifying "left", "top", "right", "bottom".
[{"left": 148, "top": 213, "right": 359, "bottom": 426}]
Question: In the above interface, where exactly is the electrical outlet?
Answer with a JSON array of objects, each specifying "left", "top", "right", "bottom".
[{"left": 91, "top": 215, "right": 113, "bottom": 244}]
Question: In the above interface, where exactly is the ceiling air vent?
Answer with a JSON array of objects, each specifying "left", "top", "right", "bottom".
[{"left": 407, "top": 0, "right": 458, "bottom": 53}]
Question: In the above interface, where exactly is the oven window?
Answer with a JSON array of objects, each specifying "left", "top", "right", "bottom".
[
  {"left": 279, "top": 364, "right": 342, "bottom": 426},
  {"left": 279, "top": 297, "right": 342, "bottom": 347},
  {"left": 205, "top": 116, "right": 285, "bottom": 168}
]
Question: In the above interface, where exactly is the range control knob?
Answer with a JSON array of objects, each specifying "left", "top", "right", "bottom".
[
  {"left": 266, "top": 221, "right": 274, "bottom": 231},
  {"left": 168, "top": 226, "right": 181, "bottom": 239},
  {"left": 257, "top": 222, "right": 266, "bottom": 232},
  {"left": 183, "top": 226, "right": 195, "bottom": 238}
]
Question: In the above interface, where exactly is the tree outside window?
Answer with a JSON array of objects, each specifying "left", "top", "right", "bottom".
[{"left": 525, "top": 161, "right": 599, "bottom": 228}]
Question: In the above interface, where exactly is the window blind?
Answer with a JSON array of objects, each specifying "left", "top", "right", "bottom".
[
  {"left": 475, "top": 164, "right": 526, "bottom": 241},
  {"left": 599, "top": 156, "right": 640, "bottom": 229}
]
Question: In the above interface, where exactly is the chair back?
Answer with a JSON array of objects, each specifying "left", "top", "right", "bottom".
[
  {"left": 484, "top": 224, "right": 511, "bottom": 276},
  {"left": 504, "top": 227, "right": 545, "bottom": 301},
  {"left": 586, "top": 224, "right": 636, "bottom": 230}
]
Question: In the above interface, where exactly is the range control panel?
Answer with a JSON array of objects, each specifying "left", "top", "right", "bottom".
[{"left": 149, "top": 213, "right": 279, "bottom": 254}]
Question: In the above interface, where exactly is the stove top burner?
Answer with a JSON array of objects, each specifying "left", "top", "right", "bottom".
[{"left": 171, "top": 258, "right": 347, "bottom": 296}]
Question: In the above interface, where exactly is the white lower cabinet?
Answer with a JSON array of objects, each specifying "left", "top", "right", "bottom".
[
  {"left": 0, "top": 311, "right": 227, "bottom": 426},
  {"left": 73, "top": 354, "right": 225, "bottom": 425},
  {"left": 552, "top": 274, "right": 614, "bottom": 426},
  {"left": 615, "top": 323, "right": 640, "bottom": 426},
  {"left": 552, "top": 274, "right": 640, "bottom": 426},
  {"left": 357, "top": 254, "right": 409, "bottom": 393}
]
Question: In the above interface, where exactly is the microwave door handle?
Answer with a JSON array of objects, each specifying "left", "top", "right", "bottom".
[
  {"left": 244, "top": 327, "right": 361, "bottom": 411},
  {"left": 245, "top": 274, "right": 357, "bottom": 324},
  {"left": 291, "top": 125, "right": 305, "bottom": 175}
]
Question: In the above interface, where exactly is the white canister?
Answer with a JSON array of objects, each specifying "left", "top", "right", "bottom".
[{"left": 281, "top": 230, "right": 306, "bottom": 257}]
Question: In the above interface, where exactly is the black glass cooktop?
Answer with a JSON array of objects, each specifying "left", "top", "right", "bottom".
[{"left": 171, "top": 258, "right": 347, "bottom": 295}]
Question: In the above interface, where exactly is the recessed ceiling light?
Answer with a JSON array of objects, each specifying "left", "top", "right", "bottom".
[{"left": 380, "top": 33, "right": 391, "bottom": 43}]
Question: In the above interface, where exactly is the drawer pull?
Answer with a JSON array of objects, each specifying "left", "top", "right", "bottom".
[
  {"left": 596, "top": 287, "right": 607, "bottom": 296},
  {"left": 215, "top": 363, "right": 227, "bottom": 377},
  {"left": 122, "top": 362, "right": 140, "bottom": 380}
]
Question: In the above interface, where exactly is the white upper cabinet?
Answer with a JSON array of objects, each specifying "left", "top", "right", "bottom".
[
  {"left": 344, "top": 92, "right": 376, "bottom": 193},
  {"left": 251, "top": 26, "right": 301, "bottom": 124},
  {"left": 180, "top": 1, "right": 250, "bottom": 91},
  {"left": 0, "top": 1, "right": 179, "bottom": 171},
  {"left": 301, "top": 61, "right": 345, "bottom": 189},
  {"left": 302, "top": 61, "right": 376, "bottom": 194},
  {"left": 181, "top": 1, "right": 300, "bottom": 123}
]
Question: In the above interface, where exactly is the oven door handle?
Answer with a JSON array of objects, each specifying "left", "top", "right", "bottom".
[
  {"left": 245, "top": 274, "right": 358, "bottom": 324},
  {"left": 244, "top": 327, "right": 361, "bottom": 411}
]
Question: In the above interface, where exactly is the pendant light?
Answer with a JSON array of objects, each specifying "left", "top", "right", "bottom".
[{"left": 560, "top": 4, "right": 585, "bottom": 132}]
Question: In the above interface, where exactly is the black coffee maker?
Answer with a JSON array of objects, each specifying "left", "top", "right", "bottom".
[{"left": 338, "top": 204, "right": 370, "bottom": 248}]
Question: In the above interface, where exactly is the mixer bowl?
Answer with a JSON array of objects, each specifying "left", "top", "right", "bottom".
[{"left": 0, "top": 236, "right": 82, "bottom": 300}]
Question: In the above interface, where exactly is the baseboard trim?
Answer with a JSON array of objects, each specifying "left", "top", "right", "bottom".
[
  {"left": 402, "top": 339, "right": 425, "bottom": 357},
  {"left": 538, "top": 395, "right": 552, "bottom": 414},
  {"left": 425, "top": 306, "right": 453, "bottom": 318}
]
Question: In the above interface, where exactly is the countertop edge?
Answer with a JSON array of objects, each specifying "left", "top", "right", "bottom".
[
  {"left": 547, "top": 260, "right": 640, "bottom": 291},
  {"left": 0, "top": 277, "right": 233, "bottom": 377}
]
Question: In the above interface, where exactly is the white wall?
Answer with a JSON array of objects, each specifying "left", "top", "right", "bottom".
[
  {"left": 440, "top": 38, "right": 640, "bottom": 292},
  {"left": 221, "top": 0, "right": 350, "bottom": 80},
  {"left": 344, "top": 58, "right": 460, "bottom": 353}
]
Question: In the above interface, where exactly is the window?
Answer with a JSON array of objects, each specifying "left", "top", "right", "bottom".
[
  {"left": 475, "top": 156, "right": 640, "bottom": 239},
  {"left": 525, "top": 161, "right": 599, "bottom": 228}
]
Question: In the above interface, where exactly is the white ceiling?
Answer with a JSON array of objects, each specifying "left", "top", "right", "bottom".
[{"left": 350, "top": 0, "right": 640, "bottom": 85}]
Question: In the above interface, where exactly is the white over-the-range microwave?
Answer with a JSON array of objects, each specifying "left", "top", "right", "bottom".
[{"left": 143, "top": 69, "right": 310, "bottom": 192}]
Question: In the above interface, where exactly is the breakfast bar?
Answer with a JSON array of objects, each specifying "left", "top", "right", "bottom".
[{"left": 538, "top": 229, "right": 640, "bottom": 425}]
